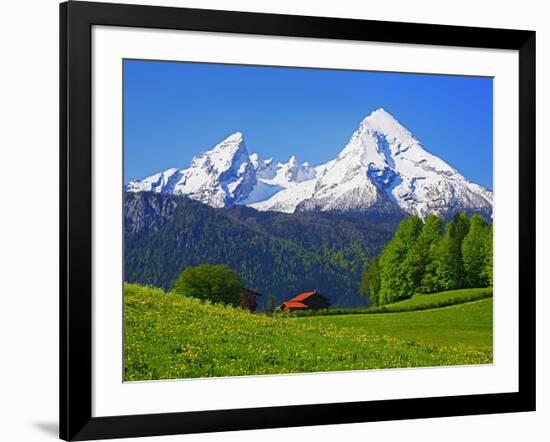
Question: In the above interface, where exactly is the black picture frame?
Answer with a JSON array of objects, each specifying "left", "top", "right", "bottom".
[{"left": 60, "top": 1, "right": 536, "bottom": 440}]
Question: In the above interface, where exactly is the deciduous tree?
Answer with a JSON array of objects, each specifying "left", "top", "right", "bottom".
[
  {"left": 379, "top": 216, "right": 423, "bottom": 304},
  {"left": 463, "top": 215, "right": 489, "bottom": 287},
  {"left": 174, "top": 264, "right": 243, "bottom": 306},
  {"left": 360, "top": 256, "right": 381, "bottom": 306}
]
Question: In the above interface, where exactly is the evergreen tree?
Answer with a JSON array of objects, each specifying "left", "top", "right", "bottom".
[
  {"left": 379, "top": 216, "right": 423, "bottom": 304},
  {"left": 462, "top": 215, "right": 489, "bottom": 287}
]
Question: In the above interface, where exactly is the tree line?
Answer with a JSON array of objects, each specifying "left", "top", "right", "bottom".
[{"left": 360, "top": 213, "right": 493, "bottom": 306}]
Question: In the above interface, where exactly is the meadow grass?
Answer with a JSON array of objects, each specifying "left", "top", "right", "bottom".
[
  {"left": 368, "top": 288, "right": 493, "bottom": 313},
  {"left": 124, "top": 284, "right": 493, "bottom": 381},
  {"left": 286, "top": 287, "right": 493, "bottom": 317},
  {"left": 301, "top": 298, "right": 493, "bottom": 351}
]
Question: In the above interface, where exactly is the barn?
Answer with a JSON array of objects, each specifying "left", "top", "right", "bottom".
[
  {"left": 239, "top": 288, "right": 261, "bottom": 312},
  {"left": 280, "top": 290, "right": 330, "bottom": 312}
]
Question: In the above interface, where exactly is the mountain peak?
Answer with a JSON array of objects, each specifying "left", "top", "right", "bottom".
[
  {"left": 127, "top": 112, "right": 492, "bottom": 219},
  {"left": 194, "top": 131, "right": 247, "bottom": 165},
  {"left": 155, "top": 131, "right": 255, "bottom": 208},
  {"left": 359, "top": 108, "right": 411, "bottom": 138},
  {"left": 225, "top": 131, "right": 244, "bottom": 142},
  {"left": 249, "top": 152, "right": 260, "bottom": 168},
  {"left": 365, "top": 107, "right": 395, "bottom": 121},
  {"left": 370, "top": 107, "right": 391, "bottom": 117},
  {"left": 356, "top": 108, "right": 418, "bottom": 149}
]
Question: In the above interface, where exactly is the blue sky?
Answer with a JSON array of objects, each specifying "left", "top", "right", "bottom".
[{"left": 124, "top": 60, "right": 493, "bottom": 189}]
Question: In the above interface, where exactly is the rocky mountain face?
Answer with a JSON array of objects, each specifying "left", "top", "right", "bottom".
[{"left": 127, "top": 109, "right": 492, "bottom": 220}]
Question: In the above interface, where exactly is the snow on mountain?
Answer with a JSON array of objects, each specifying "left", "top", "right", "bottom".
[
  {"left": 126, "top": 109, "right": 493, "bottom": 219},
  {"left": 127, "top": 132, "right": 257, "bottom": 208},
  {"left": 248, "top": 179, "right": 318, "bottom": 213},
  {"left": 278, "top": 156, "right": 316, "bottom": 183},
  {"left": 244, "top": 154, "right": 319, "bottom": 210},
  {"left": 255, "top": 109, "right": 492, "bottom": 218},
  {"left": 126, "top": 167, "right": 182, "bottom": 194},
  {"left": 254, "top": 155, "right": 316, "bottom": 186},
  {"left": 253, "top": 157, "right": 277, "bottom": 180}
]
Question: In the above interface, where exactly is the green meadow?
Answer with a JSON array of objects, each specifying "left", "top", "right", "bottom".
[{"left": 124, "top": 284, "right": 493, "bottom": 381}]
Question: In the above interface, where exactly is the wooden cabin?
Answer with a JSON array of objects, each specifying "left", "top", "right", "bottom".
[
  {"left": 279, "top": 290, "right": 330, "bottom": 312},
  {"left": 239, "top": 288, "right": 261, "bottom": 312}
]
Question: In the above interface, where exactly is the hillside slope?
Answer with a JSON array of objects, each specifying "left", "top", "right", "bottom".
[
  {"left": 124, "top": 284, "right": 493, "bottom": 381},
  {"left": 125, "top": 192, "right": 398, "bottom": 307}
]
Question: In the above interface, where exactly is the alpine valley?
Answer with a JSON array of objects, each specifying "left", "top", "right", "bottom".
[{"left": 125, "top": 109, "right": 493, "bottom": 308}]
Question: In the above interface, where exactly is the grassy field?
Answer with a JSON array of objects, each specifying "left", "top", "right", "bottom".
[
  {"left": 124, "top": 284, "right": 493, "bottom": 381},
  {"left": 302, "top": 298, "right": 492, "bottom": 351},
  {"left": 286, "top": 288, "right": 493, "bottom": 316},
  {"left": 366, "top": 288, "right": 493, "bottom": 314}
]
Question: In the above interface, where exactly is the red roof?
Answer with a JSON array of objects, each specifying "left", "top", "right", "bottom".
[
  {"left": 288, "top": 291, "right": 317, "bottom": 302},
  {"left": 281, "top": 301, "right": 309, "bottom": 309}
]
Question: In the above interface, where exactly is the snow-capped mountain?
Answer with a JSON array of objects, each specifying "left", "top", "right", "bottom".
[
  {"left": 127, "top": 132, "right": 320, "bottom": 208},
  {"left": 126, "top": 109, "right": 493, "bottom": 219},
  {"left": 127, "top": 132, "right": 257, "bottom": 208},
  {"left": 261, "top": 108, "right": 492, "bottom": 218}
]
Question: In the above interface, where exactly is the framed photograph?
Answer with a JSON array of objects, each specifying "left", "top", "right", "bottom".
[{"left": 60, "top": 1, "right": 536, "bottom": 440}]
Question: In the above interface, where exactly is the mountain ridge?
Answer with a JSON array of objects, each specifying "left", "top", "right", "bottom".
[{"left": 127, "top": 108, "right": 492, "bottom": 220}]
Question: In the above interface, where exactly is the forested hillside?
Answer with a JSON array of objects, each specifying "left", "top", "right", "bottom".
[{"left": 125, "top": 192, "right": 400, "bottom": 308}]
